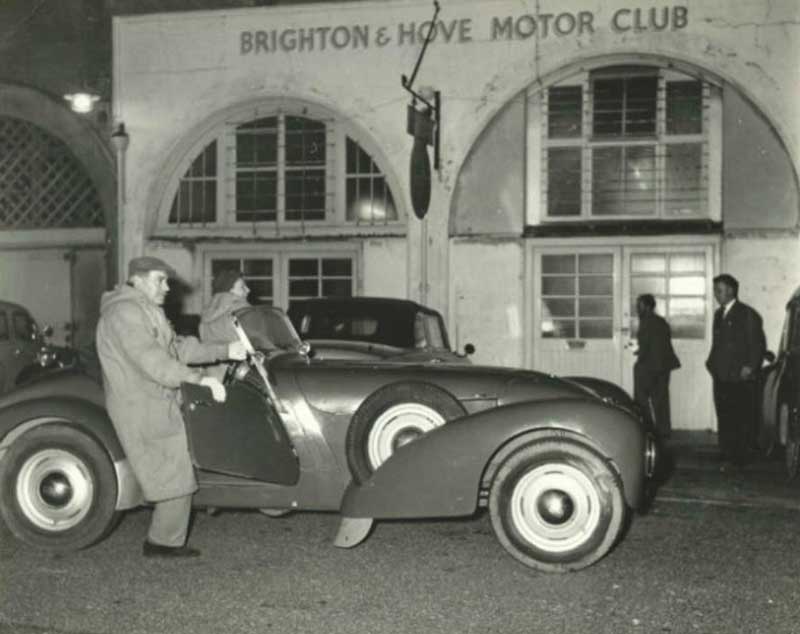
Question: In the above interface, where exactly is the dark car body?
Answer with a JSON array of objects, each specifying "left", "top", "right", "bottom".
[
  {"left": 0, "top": 301, "right": 52, "bottom": 393},
  {"left": 287, "top": 297, "right": 470, "bottom": 362},
  {"left": 760, "top": 287, "right": 800, "bottom": 472},
  {"left": 0, "top": 306, "right": 654, "bottom": 572}
]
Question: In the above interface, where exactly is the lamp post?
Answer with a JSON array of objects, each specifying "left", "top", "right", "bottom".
[{"left": 110, "top": 123, "right": 129, "bottom": 284}]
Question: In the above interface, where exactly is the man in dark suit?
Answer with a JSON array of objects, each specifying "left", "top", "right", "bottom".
[
  {"left": 634, "top": 294, "right": 681, "bottom": 439},
  {"left": 706, "top": 274, "right": 766, "bottom": 467}
]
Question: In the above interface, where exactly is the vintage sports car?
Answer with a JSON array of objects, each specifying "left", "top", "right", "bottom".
[
  {"left": 287, "top": 296, "right": 474, "bottom": 363},
  {"left": 0, "top": 306, "right": 655, "bottom": 572}
]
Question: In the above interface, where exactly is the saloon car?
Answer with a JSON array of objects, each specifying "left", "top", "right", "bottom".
[
  {"left": 287, "top": 296, "right": 474, "bottom": 363},
  {"left": 0, "top": 305, "right": 655, "bottom": 572}
]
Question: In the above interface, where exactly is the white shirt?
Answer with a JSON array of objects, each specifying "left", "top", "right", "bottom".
[{"left": 722, "top": 298, "right": 737, "bottom": 318}]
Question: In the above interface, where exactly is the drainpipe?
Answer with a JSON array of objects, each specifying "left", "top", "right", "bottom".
[{"left": 110, "top": 123, "right": 129, "bottom": 284}]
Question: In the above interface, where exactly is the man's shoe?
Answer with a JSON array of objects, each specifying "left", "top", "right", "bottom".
[{"left": 142, "top": 540, "right": 201, "bottom": 558}]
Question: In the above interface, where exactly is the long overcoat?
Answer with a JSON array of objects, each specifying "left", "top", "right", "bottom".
[{"left": 95, "top": 284, "right": 228, "bottom": 502}]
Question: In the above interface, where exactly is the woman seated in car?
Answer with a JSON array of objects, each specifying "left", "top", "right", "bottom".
[{"left": 199, "top": 269, "right": 251, "bottom": 378}]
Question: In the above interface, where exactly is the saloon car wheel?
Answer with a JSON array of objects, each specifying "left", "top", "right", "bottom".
[
  {"left": 0, "top": 424, "right": 119, "bottom": 550},
  {"left": 489, "top": 439, "right": 626, "bottom": 573},
  {"left": 346, "top": 383, "right": 466, "bottom": 483}
]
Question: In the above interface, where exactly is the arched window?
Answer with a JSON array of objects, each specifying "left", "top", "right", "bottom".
[
  {"left": 164, "top": 105, "right": 399, "bottom": 231},
  {"left": 0, "top": 117, "right": 104, "bottom": 229},
  {"left": 539, "top": 65, "right": 719, "bottom": 221}
]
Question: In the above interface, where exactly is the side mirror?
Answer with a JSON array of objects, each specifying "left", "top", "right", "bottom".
[
  {"left": 463, "top": 343, "right": 475, "bottom": 356},
  {"left": 764, "top": 350, "right": 776, "bottom": 364}
]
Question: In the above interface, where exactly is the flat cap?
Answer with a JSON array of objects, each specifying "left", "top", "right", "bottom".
[{"left": 128, "top": 256, "right": 175, "bottom": 278}]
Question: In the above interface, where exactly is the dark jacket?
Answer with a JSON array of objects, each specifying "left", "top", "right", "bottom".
[
  {"left": 635, "top": 312, "right": 680, "bottom": 374},
  {"left": 706, "top": 300, "right": 765, "bottom": 382}
]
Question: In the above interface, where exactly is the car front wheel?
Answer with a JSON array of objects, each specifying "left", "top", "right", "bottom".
[
  {"left": 489, "top": 439, "right": 627, "bottom": 573},
  {"left": 0, "top": 424, "right": 120, "bottom": 550}
]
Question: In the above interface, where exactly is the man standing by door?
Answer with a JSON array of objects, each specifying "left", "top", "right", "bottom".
[
  {"left": 706, "top": 274, "right": 766, "bottom": 467},
  {"left": 634, "top": 294, "right": 681, "bottom": 439},
  {"left": 96, "top": 257, "right": 246, "bottom": 557}
]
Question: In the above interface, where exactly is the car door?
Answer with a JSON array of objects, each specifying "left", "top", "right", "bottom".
[{"left": 181, "top": 379, "right": 299, "bottom": 485}]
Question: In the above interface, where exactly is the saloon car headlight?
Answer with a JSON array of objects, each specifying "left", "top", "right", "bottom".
[{"left": 644, "top": 434, "right": 657, "bottom": 478}]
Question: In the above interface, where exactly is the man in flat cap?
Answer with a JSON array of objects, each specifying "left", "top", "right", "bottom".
[{"left": 96, "top": 256, "right": 246, "bottom": 557}]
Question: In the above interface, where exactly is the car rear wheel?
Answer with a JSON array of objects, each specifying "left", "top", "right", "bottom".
[
  {"left": 0, "top": 424, "right": 120, "bottom": 550},
  {"left": 489, "top": 439, "right": 627, "bottom": 573},
  {"left": 346, "top": 382, "right": 465, "bottom": 483}
]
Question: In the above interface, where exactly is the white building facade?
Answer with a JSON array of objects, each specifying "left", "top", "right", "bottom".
[{"left": 113, "top": 0, "right": 800, "bottom": 430}]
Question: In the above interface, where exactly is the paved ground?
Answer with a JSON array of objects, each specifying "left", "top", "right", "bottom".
[{"left": 1, "top": 434, "right": 799, "bottom": 634}]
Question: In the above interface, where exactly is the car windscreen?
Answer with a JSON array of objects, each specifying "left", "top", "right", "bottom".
[
  {"left": 234, "top": 306, "right": 303, "bottom": 351},
  {"left": 292, "top": 306, "right": 416, "bottom": 347}
]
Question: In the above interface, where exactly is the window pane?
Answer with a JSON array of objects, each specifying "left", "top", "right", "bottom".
[
  {"left": 547, "top": 147, "right": 582, "bottom": 217},
  {"left": 578, "top": 276, "right": 613, "bottom": 296},
  {"left": 593, "top": 76, "right": 656, "bottom": 137},
  {"left": 290, "top": 279, "right": 319, "bottom": 297},
  {"left": 322, "top": 279, "right": 352, "bottom": 297},
  {"left": 631, "top": 254, "right": 666, "bottom": 273},
  {"left": 285, "top": 116, "right": 326, "bottom": 166},
  {"left": 236, "top": 172, "right": 277, "bottom": 221},
  {"left": 289, "top": 259, "right": 318, "bottom": 276},
  {"left": 236, "top": 121, "right": 277, "bottom": 167},
  {"left": 579, "top": 319, "right": 613, "bottom": 339},
  {"left": 542, "top": 298, "right": 575, "bottom": 318},
  {"left": 670, "top": 254, "right": 705, "bottom": 273},
  {"left": 579, "top": 298, "right": 613, "bottom": 318},
  {"left": 322, "top": 259, "right": 352, "bottom": 276},
  {"left": 625, "top": 77, "right": 657, "bottom": 135},
  {"left": 593, "top": 78, "right": 623, "bottom": 136},
  {"left": 578, "top": 254, "right": 613, "bottom": 274},
  {"left": 548, "top": 86, "right": 582, "bottom": 138},
  {"left": 668, "top": 297, "right": 706, "bottom": 339},
  {"left": 0, "top": 314, "right": 8, "bottom": 341},
  {"left": 669, "top": 276, "right": 705, "bottom": 295},
  {"left": 542, "top": 319, "right": 575, "bottom": 338},
  {"left": 665, "top": 143, "right": 704, "bottom": 215},
  {"left": 243, "top": 259, "right": 272, "bottom": 276},
  {"left": 592, "top": 146, "right": 656, "bottom": 216},
  {"left": 542, "top": 254, "right": 575, "bottom": 275},
  {"left": 247, "top": 279, "right": 273, "bottom": 305},
  {"left": 285, "top": 169, "right": 326, "bottom": 221},
  {"left": 212, "top": 259, "right": 239, "bottom": 276},
  {"left": 666, "top": 81, "right": 702, "bottom": 135},
  {"left": 542, "top": 276, "right": 575, "bottom": 295},
  {"left": 632, "top": 277, "right": 666, "bottom": 297},
  {"left": 170, "top": 141, "right": 217, "bottom": 225}
]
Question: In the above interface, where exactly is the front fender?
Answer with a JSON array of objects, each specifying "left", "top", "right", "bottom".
[{"left": 339, "top": 398, "right": 646, "bottom": 520}]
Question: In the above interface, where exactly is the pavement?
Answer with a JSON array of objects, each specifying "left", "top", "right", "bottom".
[{"left": 656, "top": 429, "right": 800, "bottom": 512}]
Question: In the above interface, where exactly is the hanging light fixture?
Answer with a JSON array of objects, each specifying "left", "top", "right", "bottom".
[{"left": 63, "top": 2, "right": 103, "bottom": 114}]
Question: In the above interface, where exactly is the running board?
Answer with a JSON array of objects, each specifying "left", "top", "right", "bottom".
[{"left": 333, "top": 517, "right": 373, "bottom": 548}]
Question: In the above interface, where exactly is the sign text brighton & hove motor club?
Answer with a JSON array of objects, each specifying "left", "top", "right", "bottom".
[{"left": 240, "top": 6, "right": 689, "bottom": 54}]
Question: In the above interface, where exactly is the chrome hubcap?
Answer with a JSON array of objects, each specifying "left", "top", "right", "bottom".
[
  {"left": 367, "top": 403, "right": 445, "bottom": 470},
  {"left": 16, "top": 449, "right": 94, "bottom": 532},
  {"left": 510, "top": 463, "right": 601, "bottom": 553}
]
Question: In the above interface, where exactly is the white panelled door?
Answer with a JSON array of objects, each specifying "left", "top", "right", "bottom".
[
  {"left": 533, "top": 248, "right": 622, "bottom": 385},
  {"left": 533, "top": 242, "right": 715, "bottom": 430}
]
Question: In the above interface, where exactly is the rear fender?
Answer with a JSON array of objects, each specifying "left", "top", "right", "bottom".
[
  {"left": 0, "top": 398, "right": 143, "bottom": 510},
  {"left": 338, "top": 398, "right": 646, "bottom": 520}
]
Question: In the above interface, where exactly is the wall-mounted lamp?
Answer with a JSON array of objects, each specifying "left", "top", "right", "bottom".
[{"left": 64, "top": 91, "right": 101, "bottom": 114}]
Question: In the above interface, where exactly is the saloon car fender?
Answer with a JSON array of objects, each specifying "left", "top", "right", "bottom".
[
  {"left": 338, "top": 398, "right": 646, "bottom": 519},
  {"left": 0, "top": 397, "right": 144, "bottom": 510}
]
